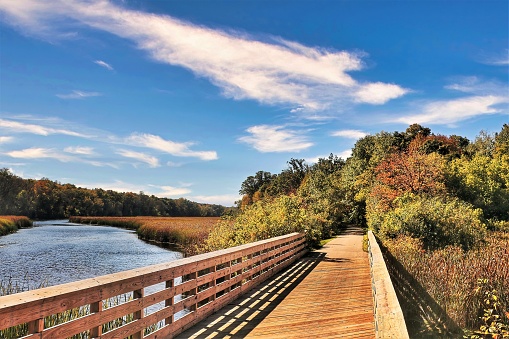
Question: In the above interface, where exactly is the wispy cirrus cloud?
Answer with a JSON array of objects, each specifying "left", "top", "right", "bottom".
[
  {"left": 190, "top": 194, "right": 239, "bottom": 206},
  {"left": 56, "top": 90, "right": 102, "bottom": 99},
  {"left": 125, "top": 133, "right": 218, "bottom": 160},
  {"left": 396, "top": 77, "right": 509, "bottom": 125},
  {"left": 0, "top": 0, "right": 408, "bottom": 115},
  {"left": 331, "top": 129, "right": 368, "bottom": 139},
  {"left": 64, "top": 146, "right": 95, "bottom": 155},
  {"left": 117, "top": 149, "right": 160, "bottom": 168},
  {"left": 0, "top": 116, "right": 217, "bottom": 161},
  {"left": 396, "top": 95, "right": 508, "bottom": 125},
  {"left": 158, "top": 185, "right": 192, "bottom": 197},
  {"left": 0, "top": 136, "right": 13, "bottom": 144},
  {"left": 6, "top": 147, "right": 73, "bottom": 162},
  {"left": 238, "top": 125, "right": 313, "bottom": 153},
  {"left": 0, "top": 118, "right": 87, "bottom": 137},
  {"left": 5, "top": 147, "right": 115, "bottom": 167},
  {"left": 478, "top": 49, "right": 509, "bottom": 66},
  {"left": 94, "top": 59, "right": 113, "bottom": 70}
]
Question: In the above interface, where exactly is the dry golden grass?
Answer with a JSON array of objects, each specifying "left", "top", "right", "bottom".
[
  {"left": 0, "top": 215, "right": 32, "bottom": 235},
  {"left": 384, "top": 231, "right": 509, "bottom": 330},
  {"left": 69, "top": 216, "right": 220, "bottom": 255}
]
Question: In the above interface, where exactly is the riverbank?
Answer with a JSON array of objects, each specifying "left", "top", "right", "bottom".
[
  {"left": 0, "top": 216, "right": 32, "bottom": 236},
  {"left": 69, "top": 216, "right": 220, "bottom": 255}
]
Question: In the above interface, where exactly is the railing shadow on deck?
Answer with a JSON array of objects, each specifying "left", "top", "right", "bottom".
[
  {"left": 176, "top": 252, "right": 326, "bottom": 338},
  {"left": 379, "top": 243, "right": 463, "bottom": 338}
]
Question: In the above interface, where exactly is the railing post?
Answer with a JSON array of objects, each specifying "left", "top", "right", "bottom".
[
  {"left": 132, "top": 288, "right": 145, "bottom": 339},
  {"left": 165, "top": 279, "right": 173, "bottom": 326},
  {"left": 27, "top": 318, "right": 44, "bottom": 335},
  {"left": 90, "top": 301, "right": 103, "bottom": 338},
  {"left": 189, "top": 272, "right": 198, "bottom": 312}
]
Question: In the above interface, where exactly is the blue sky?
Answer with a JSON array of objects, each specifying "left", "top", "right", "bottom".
[{"left": 0, "top": 0, "right": 507, "bottom": 206}]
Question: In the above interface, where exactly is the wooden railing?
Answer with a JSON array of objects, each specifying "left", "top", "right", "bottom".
[
  {"left": 367, "top": 231, "right": 409, "bottom": 339},
  {"left": 0, "top": 233, "right": 306, "bottom": 339}
]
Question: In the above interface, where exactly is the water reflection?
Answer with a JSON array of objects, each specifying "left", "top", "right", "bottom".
[{"left": 0, "top": 220, "right": 183, "bottom": 289}]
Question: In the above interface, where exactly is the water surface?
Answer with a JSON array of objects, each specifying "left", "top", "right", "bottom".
[{"left": 0, "top": 220, "right": 183, "bottom": 289}]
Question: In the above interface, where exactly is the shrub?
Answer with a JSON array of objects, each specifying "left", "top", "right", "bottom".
[
  {"left": 369, "top": 194, "right": 486, "bottom": 250},
  {"left": 202, "top": 194, "right": 324, "bottom": 252}
]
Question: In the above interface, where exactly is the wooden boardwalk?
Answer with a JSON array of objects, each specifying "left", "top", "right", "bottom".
[{"left": 175, "top": 227, "right": 375, "bottom": 338}]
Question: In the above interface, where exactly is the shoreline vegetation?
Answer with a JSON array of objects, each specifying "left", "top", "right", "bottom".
[
  {"left": 0, "top": 216, "right": 32, "bottom": 236},
  {"left": 69, "top": 216, "right": 220, "bottom": 255},
  {"left": 1, "top": 123, "right": 508, "bottom": 336}
]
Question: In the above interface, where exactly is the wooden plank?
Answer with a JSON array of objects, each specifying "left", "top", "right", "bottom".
[{"left": 176, "top": 227, "right": 375, "bottom": 339}]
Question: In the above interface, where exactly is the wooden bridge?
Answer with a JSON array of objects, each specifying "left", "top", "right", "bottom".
[{"left": 0, "top": 228, "right": 407, "bottom": 338}]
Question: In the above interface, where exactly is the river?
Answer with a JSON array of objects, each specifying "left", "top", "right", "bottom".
[{"left": 0, "top": 220, "right": 184, "bottom": 290}]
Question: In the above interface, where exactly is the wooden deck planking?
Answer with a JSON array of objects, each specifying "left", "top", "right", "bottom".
[{"left": 175, "top": 227, "right": 375, "bottom": 338}]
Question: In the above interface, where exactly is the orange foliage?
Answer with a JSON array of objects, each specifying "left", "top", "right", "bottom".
[{"left": 372, "top": 137, "right": 446, "bottom": 208}]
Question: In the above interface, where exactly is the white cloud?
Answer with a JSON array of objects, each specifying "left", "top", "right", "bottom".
[
  {"left": 6, "top": 147, "right": 73, "bottom": 162},
  {"left": 166, "top": 161, "right": 184, "bottom": 167},
  {"left": 238, "top": 125, "right": 313, "bottom": 153},
  {"left": 445, "top": 76, "right": 508, "bottom": 96},
  {"left": 354, "top": 82, "right": 409, "bottom": 105},
  {"left": 479, "top": 49, "right": 509, "bottom": 66},
  {"left": 94, "top": 59, "right": 113, "bottom": 70},
  {"left": 158, "top": 185, "right": 192, "bottom": 197},
  {"left": 0, "top": 116, "right": 217, "bottom": 163},
  {"left": 80, "top": 180, "right": 147, "bottom": 194},
  {"left": 0, "top": 136, "right": 13, "bottom": 144},
  {"left": 0, "top": 118, "right": 86, "bottom": 137},
  {"left": 5, "top": 147, "right": 114, "bottom": 167},
  {"left": 64, "top": 146, "right": 95, "bottom": 155},
  {"left": 190, "top": 194, "right": 240, "bottom": 206},
  {"left": 56, "top": 90, "right": 102, "bottom": 99},
  {"left": 126, "top": 133, "right": 217, "bottom": 160},
  {"left": 117, "top": 149, "right": 160, "bottom": 168},
  {"left": 396, "top": 95, "right": 509, "bottom": 125},
  {"left": 338, "top": 149, "right": 353, "bottom": 159},
  {"left": 331, "top": 129, "right": 368, "bottom": 139},
  {"left": 0, "top": 0, "right": 408, "bottom": 114}
]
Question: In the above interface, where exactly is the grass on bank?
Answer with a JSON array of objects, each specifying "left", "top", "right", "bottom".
[
  {"left": 383, "top": 230, "right": 509, "bottom": 335},
  {"left": 0, "top": 216, "right": 32, "bottom": 236},
  {"left": 69, "top": 216, "right": 220, "bottom": 255}
]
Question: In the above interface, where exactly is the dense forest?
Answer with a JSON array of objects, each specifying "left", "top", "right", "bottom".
[{"left": 0, "top": 170, "right": 229, "bottom": 219}]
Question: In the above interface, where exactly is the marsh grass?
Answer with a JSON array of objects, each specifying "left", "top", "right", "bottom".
[
  {"left": 0, "top": 216, "right": 32, "bottom": 236},
  {"left": 69, "top": 216, "right": 219, "bottom": 255},
  {"left": 384, "top": 231, "right": 509, "bottom": 330}
]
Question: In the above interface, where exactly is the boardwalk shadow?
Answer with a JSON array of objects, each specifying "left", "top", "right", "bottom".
[
  {"left": 177, "top": 252, "right": 325, "bottom": 338},
  {"left": 379, "top": 242, "right": 463, "bottom": 338}
]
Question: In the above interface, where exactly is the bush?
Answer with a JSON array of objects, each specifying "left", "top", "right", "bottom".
[
  {"left": 203, "top": 194, "right": 324, "bottom": 252},
  {"left": 369, "top": 194, "right": 486, "bottom": 250}
]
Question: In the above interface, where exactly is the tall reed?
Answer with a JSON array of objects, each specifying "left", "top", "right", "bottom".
[
  {"left": 70, "top": 216, "right": 219, "bottom": 255},
  {"left": 383, "top": 231, "right": 509, "bottom": 329},
  {"left": 0, "top": 216, "right": 32, "bottom": 236}
]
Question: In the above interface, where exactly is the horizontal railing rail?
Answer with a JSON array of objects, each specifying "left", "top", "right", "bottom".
[
  {"left": 0, "top": 232, "right": 306, "bottom": 339},
  {"left": 368, "top": 230, "right": 409, "bottom": 339}
]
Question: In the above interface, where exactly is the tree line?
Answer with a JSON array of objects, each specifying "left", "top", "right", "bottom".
[
  {"left": 204, "top": 123, "right": 509, "bottom": 251},
  {"left": 0, "top": 171, "right": 230, "bottom": 219}
]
